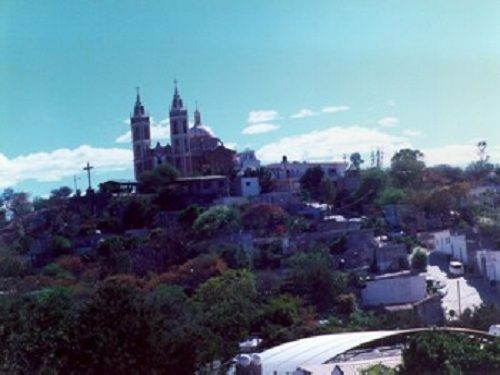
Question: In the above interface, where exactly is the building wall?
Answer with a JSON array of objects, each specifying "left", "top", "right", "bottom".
[
  {"left": 431, "top": 230, "right": 468, "bottom": 264},
  {"left": 476, "top": 250, "right": 500, "bottom": 282},
  {"left": 239, "top": 177, "right": 260, "bottom": 197},
  {"left": 361, "top": 274, "right": 427, "bottom": 306}
]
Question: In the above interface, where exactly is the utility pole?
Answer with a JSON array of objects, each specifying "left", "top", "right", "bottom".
[{"left": 457, "top": 279, "right": 462, "bottom": 316}]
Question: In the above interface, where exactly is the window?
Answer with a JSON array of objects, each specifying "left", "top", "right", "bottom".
[
  {"left": 144, "top": 127, "right": 150, "bottom": 139},
  {"left": 184, "top": 139, "right": 188, "bottom": 151},
  {"left": 183, "top": 120, "right": 187, "bottom": 133},
  {"left": 246, "top": 181, "right": 251, "bottom": 187},
  {"left": 133, "top": 127, "right": 139, "bottom": 140},
  {"left": 172, "top": 121, "right": 178, "bottom": 134}
]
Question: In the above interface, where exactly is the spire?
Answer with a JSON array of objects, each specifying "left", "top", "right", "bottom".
[
  {"left": 171, "top": 79, "right": 184, "bottom": 110},
  {"left": 133, "top": 86, "right": 145, "bottom": 117},
  {"left": 194, "top": 101, "right": 201, "bottom": 127}
]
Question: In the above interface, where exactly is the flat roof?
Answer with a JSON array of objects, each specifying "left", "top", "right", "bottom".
[{"left": 176, "top": 175, "right": 227, "bottom": 181}]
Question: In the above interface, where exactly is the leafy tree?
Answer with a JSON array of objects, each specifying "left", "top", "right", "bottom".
[
  {"left": 411, "top": 249, "right": 428, "bottom": 272},
  {"left": 0, "top": 255, "right": 30, "bottom": 277},
  {"left": 319, "top": 178, "right": 336, "bottom": 206},
  {"left": 178, "top": 204, "right": 204, "bottom": 227},
  {"left": 192, "top": 270, "right": 259, "bottom": 365},
  {"left": 390, "top": 148, "right": 425, "bottom": 188},
  {"left": 121, "top": 197, "right": 151, "bottom": 230},
  {"left": 211, "top": 243, "right": 250, "bottom": 269},
  {"left": 300, "top": 166, "right": 324, "bottom": 201},
  {"left": 349, "top": 152, "right": 364, "bottom": 172},
  {"left": 50, "top": 186, "right": 73, "bottom": 200},
  {"left": 377, "top": 187, "right": 408, "bottom": 206},
  {"left": 400, "top": 331, "right": 500, "bottom": 374},
  {"left": 49, "top": 235, "right": 73, "bottom": 257},
  {"left": 242, "top": 203, "right": 288, "bottom": 234},
  {"left": 285, "top": 250, "right": 347, "bottom": 313},
  {"left": 192, "top": 205, "right": 241, "bottom": 237},
  {"left": 355, "top": 168, "right": 388, "bottom": 205},
  {"left": 453, "top": 303, "right": 500, "bottom": 332},
  {"left": 0, "top": 188, "right": 33, "bottom": 219},
  {"left": 138, "top": 163, "right": 180, "bottom": 193}
]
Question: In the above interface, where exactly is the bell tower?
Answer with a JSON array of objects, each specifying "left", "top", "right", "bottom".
[
  {"left": 169, "top": 80, "right": 192, "bottom": 176},
  {"left": 130, "top": 87, "right": 151, "bottom": 180}
]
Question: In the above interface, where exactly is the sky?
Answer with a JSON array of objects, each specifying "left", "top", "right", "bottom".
[{"left": 1, "top": 1, "right": 500, "bottom": 196}]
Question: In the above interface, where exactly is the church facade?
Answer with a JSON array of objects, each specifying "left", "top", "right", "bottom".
[{"left": 130, "top": 83, "right": 236, "bottom": 180}]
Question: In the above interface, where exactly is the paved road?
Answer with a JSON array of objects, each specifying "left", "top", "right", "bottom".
[{"left": 426, "top": 251, "right": 499, "bottom": 318}]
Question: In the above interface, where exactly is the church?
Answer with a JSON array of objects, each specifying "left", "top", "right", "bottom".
[{"left": 130, "top": 83, "right": 236, "bottom": 180}]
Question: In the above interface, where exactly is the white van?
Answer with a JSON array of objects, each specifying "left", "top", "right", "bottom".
[{"left": 449, "top": 261, "right": 464, "bottom": 276}]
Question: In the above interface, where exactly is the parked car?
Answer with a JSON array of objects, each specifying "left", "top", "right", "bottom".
[{"left": 449, "top": 261, "right": 464, "bottom": 277}]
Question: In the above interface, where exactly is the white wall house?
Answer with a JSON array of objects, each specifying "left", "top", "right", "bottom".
[
  {"left": 239, "top": 177, "right": 260, "bottom": 197},
  {"left": 429, "top": 230, "right": 468, "bottom": 265},
  {"left": 361, "top": 272, "right": 427, "bottom": 307},
  {"left": 476, "top": 250, "right": 500, "bottom": 282}
]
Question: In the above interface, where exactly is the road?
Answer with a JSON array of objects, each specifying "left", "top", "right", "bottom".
[{"left": 426, "top": 251, "right": 499, "bottom": 318}]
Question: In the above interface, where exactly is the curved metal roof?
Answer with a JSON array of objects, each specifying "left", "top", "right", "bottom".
[{"left": 259, "top": 328, "right": 493, "bottom": 375}]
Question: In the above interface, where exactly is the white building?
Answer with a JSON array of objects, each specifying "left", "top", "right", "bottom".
[
  {"left": 238, "top": 177, "right": 260, "bottom": 197},
  {"left": 427, "top": 230, "right": 468, "bottom": 265},
  {"left": 266, "top": 156, "right": 347, "bottom": 193},
  {"left": 361, "top": 272, "right": 427, "bottom": 307},
  {"left": 476, "top": 250, "right": 500, "bottom": 282},
  {"left": 237, "top": 149, "right": 261, "bottom": 172}
]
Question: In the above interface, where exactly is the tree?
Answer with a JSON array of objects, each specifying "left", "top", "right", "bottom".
[
  {"left": 191, "top": 270, "right": 259, "bottom": 365},
  {"left": 411, "top": 249, "right": 428, "bottom": 272},
  {"left": 178, "top": 204, "right": 204, "bottom": 227},
  {"left": 319, "top": 177, "right": 336, "bottom": 206},
  {"left": 49, "top": 235, "right": 73, "bottom": 257},
  {"left": 241, "top": 203, "right": 288, "bottom": 234},
  {"left": 285, "top": 250, "right": 347, "bottom": 313},
  {"left": 138, "top": 164, "right": 180, "bottom": 193},
  {"left": 400, "top": 332, "right": 500, "bottom": 374},
  {"left": 349, "top": 152, "right": 364, "bottom": 172},
  {"left": 300, "top": 166, "right": 324, "bottom": 201},
  {"left": 355, "top": 168, "right": 388, "bottom": 206},
  {"left": 376, "top": 187, "right": 407, "bottom": 206},
  {"left": 50, "top": 186, "right": 73, "bottom": 200},
  {"left": 0, "top": 188, "right": 33, "bottom": 219},
  {"left": 192, "top": 205, "right": 241, "bottom": 237},
  {"left": 390, "top": 149, "right": 425, "bottom": 188}
]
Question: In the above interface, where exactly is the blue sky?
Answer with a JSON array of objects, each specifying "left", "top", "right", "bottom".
[{"left": 1, "top": 1, "right": 500, "bottom": 196}]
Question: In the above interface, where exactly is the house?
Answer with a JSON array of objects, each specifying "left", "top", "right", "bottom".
[
  {"left": 423, "top": 230, "right": 468, "bottom": 264},
  {"left": 475, "top": 249, "right": 500, "bottom": 284},
  {"left": 375, "top": 241, "right": 409, "bottom": 273},
  {"left": 361, "top": 271, "right": 427, "bottom": 307},
  {"left": 232, "top": 176, "right": 260, "bottom": 197}
]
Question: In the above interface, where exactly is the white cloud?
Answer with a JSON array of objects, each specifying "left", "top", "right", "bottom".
[
  {"left": 247, "top": 110, "right": 279, "bottom": 124},
  {"left": 322, "top": 105, "right": 350, "bottom": 114},
  {"left": 0, "top": 145, "right": 132, "bottom": 188},
  {"left": 422, "top": 144, "right": 500, "bottom": 166},
  {"left": 224, "top": 142, "right": 237, "bottom": 150},
  {"left": 242, "top": 123, "right": 280, "bottom": 135},
  {"left": 378, "top": 117, "right": 399, "bottom": 127},
  {"left": 290, "top": 108, "right": 317, "bottom": 119},
  {"left": 116, "top": 117, "right": 170, "bottom": 144},
  {"left": 403, "top": 129, "right": 421, "bottom": 137},
  {"left": 256, "top": 125, "right": 410, "bottom": 163}
]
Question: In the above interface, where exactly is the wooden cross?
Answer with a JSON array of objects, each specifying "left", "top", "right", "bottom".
[{"left": 83, "top": 162, "right": 94, "bottom": 190}]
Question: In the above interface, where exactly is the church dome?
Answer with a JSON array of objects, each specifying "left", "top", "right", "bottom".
[{"left": 189, "top": 124, "right": 215, "bottom": 138}]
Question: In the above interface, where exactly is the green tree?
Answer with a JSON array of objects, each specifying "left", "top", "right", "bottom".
[
  {"left": 49, "top": 235, "right": 73, "bottom": 257},
  {"left": 300, "top": 166, "right": 324, "bottom": 201},
  {"left": 50, "top": 186, "right": 73, "bottom": 200},
  {"left": 192, "top": 270, "right": 259, "bottom": 366},
  {"left": 377, "top": 187, "right": 408, "bottom": 206},
  {"left": 390, "top": 149, "right": 425, "bottom": 188},
  {"left": 285, "top": 250, "right": 347, "bottom": 313},
  {"left": 139, "top": 164, "right": 180, "bottom": 193},
  {"left": 400, "top": 332, "right": 500, "bottom": 374},
  {"left": 192, "top": 205, "right": 241, "bottom": 237},
  {"left": 349, "top": 152, "right": 364, "bottom": 172},
  {"left": 411, "top": 249, "right": 427, "bottom": 272}
]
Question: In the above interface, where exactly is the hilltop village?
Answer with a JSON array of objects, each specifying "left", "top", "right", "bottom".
[{"left": 1, "top": 86, "right": 500, "bottom": 373}]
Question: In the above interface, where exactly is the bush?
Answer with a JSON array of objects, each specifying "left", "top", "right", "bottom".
[
  {"left": 411, "top": 249, "right": 428, "bottom": 272},
  {"left": 0, "top": 256, "right": 30, "bottom": 277},
  {"left": 49, "top": 235, "right": 73, "bottom": 257}
]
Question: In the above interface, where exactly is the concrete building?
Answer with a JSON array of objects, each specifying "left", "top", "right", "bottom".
[
  {"left": 233, "top": 177, "right": 261, "bottom": 197},
  {"left": 237, "top": 149, "right": 261, "bottom": 172},
  {"left": 476, "top": 249, "right": 500, "bottom": 283},
  {"left": 266, "top": 156, "right": 347, "bottom": 193},
  {"left": 425, "top": 230, "right": 468, "bottom": 265},
  {"left": 361, "top": 271, "right": 427, "bottom": 307}
]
